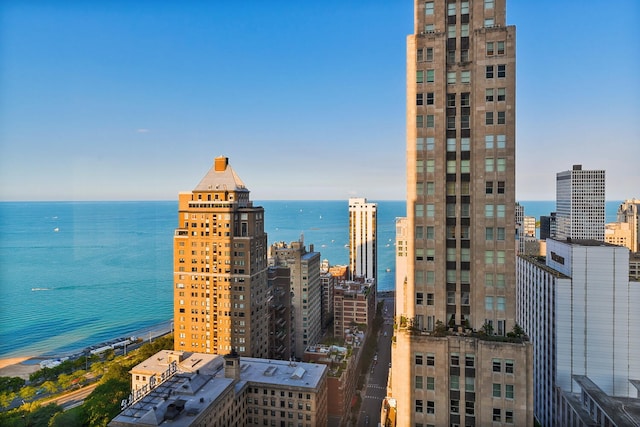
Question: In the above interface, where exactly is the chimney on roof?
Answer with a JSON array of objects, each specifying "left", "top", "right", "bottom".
[{"left": 214, "top": 157, "right": 229, "bottom": 172}]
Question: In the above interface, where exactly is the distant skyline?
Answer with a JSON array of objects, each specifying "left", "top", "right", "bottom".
[{"left": 1, "top": 1, "right": 638, "bottom": 202}]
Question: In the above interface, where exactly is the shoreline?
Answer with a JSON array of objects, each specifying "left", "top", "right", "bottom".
[{"left": 0, "top": 319, "right": 173, "bottom": 380}]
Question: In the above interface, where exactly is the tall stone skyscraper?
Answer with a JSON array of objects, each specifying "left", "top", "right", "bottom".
[
  {"left": 173, "top": 156, "right": 268, "bottom": 358},
  {"left": 348, "top": 197, "right": 378, "bottom": 280},
  {"left": 388, "top": 1, "right": 533, "bottom": 425},
  {"left": 556, "top": 164, "right": 606, "bottom": 241}
]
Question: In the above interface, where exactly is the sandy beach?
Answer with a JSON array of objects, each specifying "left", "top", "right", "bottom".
[
  {"left": 0, "top": 319, "right": 173, "bottom": 380},
  {"left": 0, "top": 357, "right": 42, "bottom": 379}
]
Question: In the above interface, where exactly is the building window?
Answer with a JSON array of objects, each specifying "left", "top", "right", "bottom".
[
  {"left": 485, "top": 296, "right": 493, "bottom": 310},
  {"left": 447, "top": 50, "right": 456, "bottom": 64},
  {"left": 485, "top": 134, "right": 494, "bottom": 148},
  {"left": 486, "top": 112, "right": 494, "bottom": 125},
  {"left": 505, "top": 410, "right": 514, "bottom": 423},
  {"left": 447, "top": 25, "right": 456, "bottom": 38},
  {"left": 487, "top": 42, "right": 494, "bottom": 56},
  {"left": 465, "top": 401, "right": 474, "bottom": 416},
  {"left": 426, "top": 204, "right": 435, "bottom": 217},
  {"left": 461, "top": 138, "right": 470, "bottom": 151},
  {"left": 485, "top": 0, "right": 494, "bottom": 9},
  {"left": 485, "top": 204, "right": 494, "bottom": 218},
  {"left": 427, "top": 293, "right": 434, "bottom": 305},
  {"left": 447, "top": 94, "right": 456, "bottom": 107},
  {"left": 493, "top": 408, "right": 501, "bottom": 422},
  {"left": 447, "top": 117, "right": 456, "bottom": 130},
  {"left": 450, "top": 375, "right": 459, "bottom": 390},
  {"left": 497, "top": 227, "right": 505, "bottom": 240},
  {"left": 447, "top": 72, "right": 456, "bottom": 84},
  {"left": 427, "top": 353, "right": 435, "bottom": 366},
  {"left": 426, "top": 47, "right": 433, "bottom": 61},
  {"left": 426, "top": 115, "right": 435, "bottom": 128},
  {"left": 485, "top": 18, "right": 495, "bottom": 28},
  {"left": 447, "top": 3, "right": 456, "bottom": 16},
  {"left": 417, "top": 93, "right": 424, "bottom": 105},
  {"left": 486, "top": 226, "right": 494, "bottom": 240},
  {"left": 465, "top": 376, "right": 475, "bottom": 392},
  {"left": 486, "top": 182, "right": 494, "bottom": 195},
  {"left": 485, "top": 158, "right": 495, "bottom": 172},
  {"left": 497, "top": 41, "right": 505, "bottom": 55},
  {"left": 426, "top": 182, "right": 435, "bottom": 195},
  {"left": 416, "top": 293, "right": 424, "bottom": 305},
  {"left": 461, "top": 71, "right": 470, "bottom": 84},
  {"left": 505, "top": 360, "right": 514, "bottom": 374},
  {"left": 417, "top": 48, "right": 424, "bottom": 62},
  {"left": 426, "top": 376, "right": 435, "bottom": 390},
  {"left": 426, "top": 92, "right": 434, "bottom": 105},
  {"left": 498, "top": 64, "right": 506, "bottom": 78},
  {"left": 450, "top": 400, "right": 459, "bottom": 414},
  {"left": 497, "top": 111, "right": 506, "bottom": 124},
  {"left": 497, "top": 204, "right": 505, "bottom": 217},
  {"left": 505, "top": 384, "right": 514, "bottom": 399},
  {"left": 461, "top": 24, "right": 469, "bottom": 37},
  {"left": 447, "top": 291, "right": 456, "bottom": 305},
  {"left": 416, "top": 115, "right": 424, "bottom": 128},
  {"left": 426, "top": 137, "right": 435, "bottom": 150},
  {"left": 426, "top": 226, "right": 435, "bottom": 239},
  {"left": 460, "top": 49, "right": 469, "bottom": 62},
  {"left": 417, "top": 70, "right": 424, "bottom": 84},
  {"left": 450, "top": 353, "right": 459, "bottom": 366},
  {"left": 461, "top": 1, "right": 469, "bottom": 14},
  {"left": 497, "top": 158, "right": 506, "bottom": 172},
  {"left": 486, "top": 88, "right": 494, "bottom": 102},
  {"left": 497, "top": 134, "right": 506, "bottom": 148},
  {"left": 415, "top": 376, "right": 423, "bottom": 389},
  {"left": 461, "top": 92, "right": 470, "bottom": 106},
  {"left": 493, "top": 359, "right": 501, "bottom": 372},
  {"left": 427, "top": 69, "right": 435, "bottom": 82},
  {"left": 424, "top": 23, "right": 435, "bottom": 33},
  {"left": 426, "top": 401, "right": 435, "bottom": 414},
  {"left": 497, "top": 87, "right": 506, "bottom": 101},
  {"left": 493, "top": 383, "right": 501, "bottom": 398},
  {"left": 497, "top": 296, "right": 506, "bottom": 311},
  {"left": 425, "top": 159, "right": 434, "bottom": 173},
  {"left": 425, "top": 1, "right": 434, "bottom": 15},
  {"left": 416, "top": 400, "right": 424, "bottom": 413},
  {"left": 486, "top": 65, "right": 494, "bottom": 78},
  {"left": 497, "top": 250, "right": 505, "bottom": 264}
]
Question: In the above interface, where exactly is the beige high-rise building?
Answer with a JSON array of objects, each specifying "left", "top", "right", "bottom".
[
  {"left": 173, "top": 156, "right": 269, "bottom": 358},
  {"left": 387, "top": 1, "right": 533, "bottom": 426}
]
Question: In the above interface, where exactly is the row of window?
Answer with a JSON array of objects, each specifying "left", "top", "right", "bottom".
[
  {"left": 417, "top": 88, "right": 505, "bottom": 106},
  {"left": 417, "top": 111, "right": 506, "bottom": 128},
  {"left": 424, "top": 0, "right": 494, "bottom": 16},
  {"left": 416, "top": 64, "right": 506, "bottom": 84},
  {"left": 416, "top": 135, "right": 507, "bottom": 151},
  {"left": 416, "top": 203, "right": 506, "bottom": 218}
]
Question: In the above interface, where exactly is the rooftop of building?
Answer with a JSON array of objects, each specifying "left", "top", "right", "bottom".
[
  {"left": 111, "top": 351, "right": 327, "bottom": 427},
  {"left": 549, "top": 238, "right": 620, "bottom": 248},
  {"left": 567, "top": 375, "right": 640, "bottom": 426},
  {"left": 191, "top": 156, "right": 248, "bottom": 194},
  {"left": 517, "top": 254, "right": 570, "bottom": 279}
]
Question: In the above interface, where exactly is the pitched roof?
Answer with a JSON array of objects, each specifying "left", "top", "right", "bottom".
[{"left": 193, "top": 156, "right": 248, "bottom": 193}]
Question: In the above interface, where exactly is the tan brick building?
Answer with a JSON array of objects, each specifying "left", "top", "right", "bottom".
[
  {"left": 173, "top": 156, "right": 269, "bottom": 358},
  {"left": 388, "top": 1, "right": 533, "bottom": 425}
]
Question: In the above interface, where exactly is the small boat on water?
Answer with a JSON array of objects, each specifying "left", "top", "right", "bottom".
[{"left": 53, "top": 227, "right": 59, "bottom": 232}]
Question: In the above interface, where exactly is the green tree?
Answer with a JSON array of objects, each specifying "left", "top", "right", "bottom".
[
  {"left": 83, "top": 378, "right": 130, "bottom": 427},
  {"left": 0, "top": 376, "right": 25, "bottom": 393},
  {"left": 18, "top": 385, "right": 37, "bottom": 401},
  {"left": 49, "top": 406, "right": 85, "bottom": 427},
  {"left": 41, "top": 380, "right": 58, "bottom": 395}
]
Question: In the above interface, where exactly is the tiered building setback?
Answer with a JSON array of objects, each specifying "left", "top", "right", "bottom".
[
  {"left": 388, "top": 1, "right": 533, "bottom": 425},
  {"left": 173, "top": 156, "right": 269, "bottom": 358}
]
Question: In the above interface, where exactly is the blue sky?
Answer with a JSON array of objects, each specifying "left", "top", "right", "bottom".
[{"left": 1, "top": 1, "right": 638, "bottom": 201}]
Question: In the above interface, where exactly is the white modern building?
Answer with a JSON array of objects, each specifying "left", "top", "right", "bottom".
[
  {"left": 517, "top": 238, "right": 640, "bottom": 426},
  {"left": 555, "top": 165, "right": 605, "bottom": 241},
  {"left": 348, "top": 197, "right": 377, "bottom": 281}
]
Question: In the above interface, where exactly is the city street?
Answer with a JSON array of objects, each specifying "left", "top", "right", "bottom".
[{"left": 358, "top": 296, "right": 394, "bottom": 427}]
